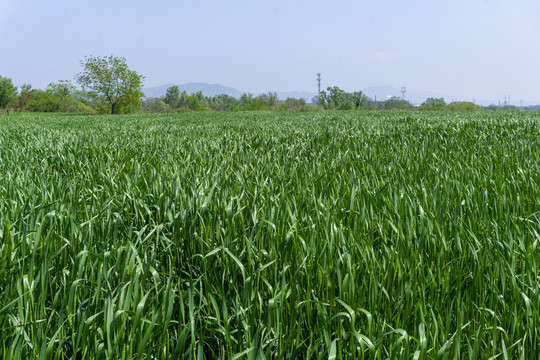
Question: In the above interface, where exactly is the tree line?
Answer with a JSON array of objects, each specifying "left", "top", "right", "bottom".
[
  {"left": 0, "top": 55, "right": 526, "bottom": 115},
  {"left": 143, "top": 88, "right": 316, "bottom": 113}
]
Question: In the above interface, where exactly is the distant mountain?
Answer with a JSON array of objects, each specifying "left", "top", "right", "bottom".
[{"left": 143, "top": 83, "right": 243, "bottom": 98}]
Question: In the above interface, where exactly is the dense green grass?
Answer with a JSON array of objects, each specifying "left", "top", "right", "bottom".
[{"left": 1, "top": 111, "right": 540, "bottom": 358}]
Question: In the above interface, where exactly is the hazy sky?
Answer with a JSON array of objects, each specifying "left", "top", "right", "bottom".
[{"left": 1, "top": 0, "right": 539, "bottom": 102}]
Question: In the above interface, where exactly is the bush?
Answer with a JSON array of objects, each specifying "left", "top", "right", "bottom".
[
  {"left": 447, "top": 101, "right": 482, "bottom": 111},
  {"left": 419, "top": 98, "right": 446, "bottom": 111},
  {"left": 383, "top": 97, "right": 414, "bottom": 110}
]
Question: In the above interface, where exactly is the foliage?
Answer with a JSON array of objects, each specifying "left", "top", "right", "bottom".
[
  {"left": 24, "top": 90, "right": 61, "bottom": 112},
  {"left": 75, "top": 55, "right": 145, "bottom": 114},
  {"left": 351, "top": 91, "right": 369, "bottom": 109},
  {"left": 141, "top": 91, "right": 240, "bottom": 113},
  {"left": 240, "top": 93, "right": 268, "bottom": 110},
  {"left": 146, "top": 98, "right": 171, "bottom": 113},
  {"left": 419, "top": 97, "right": 446, "bottom": 111},
  {"left": 0, "top": 111, "right": 539, "bottom": 358},
  {"left": 0, "top": 76, "right": 17, "bottom": 108},
  {"left": 206, "top": 94, "right": 239, "bottom": 111},
  {"left": 319, "top": 86, "right": 369, "bottom": 110},
  {"left": 25, "top": 81, "right": 91, "bottom": 113},
  {"left": 278, "top": 97, "right": 307, "bottom": 112},
  {"left": 383, "top": 96, "right": 414, "bottom": 110},
  {"left": 163, "top": 85, "right": 180, "bottom": 106},
  {"left": 319, "top": 86, "right": 345, "bottom": 109},
  {"left": 186, "top": 95, "right": 208, "bottom": 111},
  {"left": 447, "top": 101, "right": 482, "bottom": 111},
  {"left": 8, "top": 84, "right": 38, "bottom": 111},
  {"left": 258, "top": 91, "right": 279, "bottom": 107}
]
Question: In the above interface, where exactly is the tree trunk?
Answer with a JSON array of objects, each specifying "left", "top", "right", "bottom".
[{"left": 111, "top": 103, "right": 116, "bottom": 114}]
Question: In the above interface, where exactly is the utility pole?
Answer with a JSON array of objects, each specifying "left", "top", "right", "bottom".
[
  {"left": 401, "top": 86, "right": 406, "bottom": 100},
  {"left": 317, "top": 73, "right": 321, "bottom": 95}
]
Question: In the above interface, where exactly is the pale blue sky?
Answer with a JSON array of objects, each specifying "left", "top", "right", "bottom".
[{"left": 1, "top": 0, "right": 539, "bottom": 103}]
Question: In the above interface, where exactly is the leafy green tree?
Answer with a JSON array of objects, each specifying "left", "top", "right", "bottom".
[
  {"left": 72, "top": 88, "right": 99, "bottom": 105},
  {"left": 186, "top": 95, "right": 209, "bottom": 111},
  {"left": 194, "top": 90, "right": 205, "bottom": 102},
  {"left": 317, "top": 91, "right": 329, "bottom": 108},
  {"left": 279, "top": 98, "right": 309, "bottom": 112},
  {"left": 327, "top": 86, "right": 346, "bottom": 109},
  {"left": 193, "top": 91, "right": 210, "bottom": 109},
  {"left": 338, "top": 98, "right": 355, "bottom": 110},
  {"left": 240, "top": 93, "right": 268, "bottom": 111},
  {"left": 319, "top": 87, "right": 367, "bottom": 110},
  {"left": 419, "top": 97, "right": 446, "bottom": 111},
  {"left": 262, "top": 92, "right": 279, "bottom": 107},
  {"left": 351, "top": 91, "right": 368, "bottom": 110},
  {"left": 9, "top": 84, "right": 38, "bottom": 111},
  {"left": 75, "top": 55, "right": 145, "bottom": 114},
  {"left": 47, "top": 80, "right": 75, "bottom": 100},
  {"left": 178, "top": 90, "right": 189, "bottom": 108},
  {"left": 319, "top": 86, "right": 348, "bottom": 109},
  {"left": 163, "top": 85, "right": 180, "bottom": 107},
  {"left": 0, "top": 76, "right": 17, "bottom": 108},
  {"left": 383, "top": 96, "right": 414, "bottom": 110},
  {"left": 239, "top": 93, "right": 253, "bottom": 106},
  {"left": 207, "top": 94, "right": 240, "bottom": 111},
  {"left": 148, "top": 99, "right": 170, "bottom": 113},
  {"left": 25, "top": 90, "right": 61, "bottom": 112},
  {"left": 25, "top": 81, "right": 90, "bottom": 113}
]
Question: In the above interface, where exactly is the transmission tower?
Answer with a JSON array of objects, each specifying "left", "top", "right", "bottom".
[{"left": 401, "top": 86, "right": 407, "bottom": 100}]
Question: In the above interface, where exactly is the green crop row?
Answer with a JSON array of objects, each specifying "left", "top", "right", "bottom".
[{"left": 0, "top": 111, "right": 539, "bottom": 359}]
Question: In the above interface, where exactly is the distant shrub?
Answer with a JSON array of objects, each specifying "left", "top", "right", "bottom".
[
  {"left": 447, "top": 101, "right": 482, "bottom": 111},
  {"left": 419, "top": 98, "right": 446, "bottom": 111},
  {"left": 383, "top": 96, "right": 414, "bottom": 110}
]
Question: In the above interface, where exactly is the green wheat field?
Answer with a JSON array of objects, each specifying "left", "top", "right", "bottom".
[{"left": 1, "top": 111, "right": 539, "bottom": 359}]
